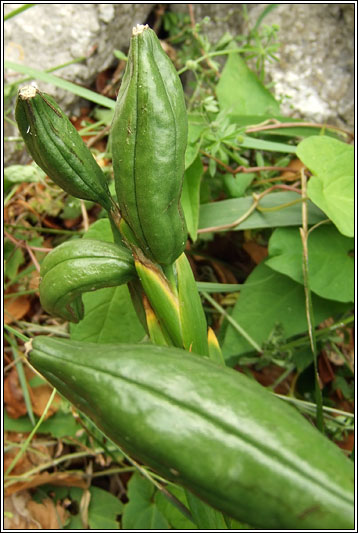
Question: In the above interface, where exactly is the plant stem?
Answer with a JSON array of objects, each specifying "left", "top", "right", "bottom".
[
  {"left": 177, "top": 47, "right": 246, "bottom": 75},
  {"left": 197, "top": 193, "right": 259, "bottom": 234},
  {"left": 4, "top": 223, "right": 84, "bottom": 235},
  {"left": 299, "top": 169, "right": 324, "bottom": 432},
  {"left": 202, "top": 291, "right": 261, "bottom": 353}
]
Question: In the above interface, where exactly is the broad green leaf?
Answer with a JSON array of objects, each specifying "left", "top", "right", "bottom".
[
  {"left": 83, "top": 218, "right": 113, "bottom": 242},
  {"left": 4, "top": 410, "right": 79, "bottom": 438},
  {"left": 266, "top": 225, "right": 354, "bottom": 302},
  {"left": 222, "top": 263, "right": 350, "bottom": 364},
  {"left": 155, "top": 486, "right": 197, "bottom": 529},
  {"left": 88, "top": 486, "right": 123, "bottom": 529},
  {"left": 181, "top": 155, "right": 203, "bottom": 241},
  {"left": 216, "top": 50, "right": 280, "bottom": 115},
  {"left": 122, "top": 473, "right": 170, "bottom": 529},
  {"left": 297, "top": 136, "right": 354, "bottom": 237},
  {"left": 199, "top": 191, "right": 325, "bottom": 232},
  {"left": 69, "top": 285, "right": 146, "bottom": 343},
  {"left": 185, "top": 491, "right": 228, "bottom": 529}
]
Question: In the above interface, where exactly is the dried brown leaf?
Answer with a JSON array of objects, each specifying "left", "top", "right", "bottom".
[
  {"left": 4, "top": 296, "right": 30, "bottom": 324},
  {"left": 5, "top": 472, "right": 88, "bottom": 496},
  {"left": 4, "top": 491, "right": 69, "bottom": 529}
]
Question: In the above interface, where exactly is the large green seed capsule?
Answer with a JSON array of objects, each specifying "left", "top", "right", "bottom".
[
  {"left": 29, "top": 337, "right": 354, "bottom": 530},
  {"left": 111, "top": 24, "right": 188, "bottom": 265},
  {"left": 15, "top": 86, "right": 114, "bottom": 212}
]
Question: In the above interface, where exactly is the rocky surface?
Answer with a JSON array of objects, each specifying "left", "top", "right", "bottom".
[{"left": 171, "top": 3, "right": 354, "bottom": 128}]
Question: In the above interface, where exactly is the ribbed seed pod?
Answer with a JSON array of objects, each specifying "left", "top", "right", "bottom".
[
  {"left": 29, "top": 337, "right": 354, "bottom": 530},
  {"left": 15, "top": 86, "right": 114, "bottom": 212},
  {"left": 111, "top": 24, "right": 188, "bottom": 265},
  {"left": 39, "top": 239, "right": 135, "bottom": 322}
]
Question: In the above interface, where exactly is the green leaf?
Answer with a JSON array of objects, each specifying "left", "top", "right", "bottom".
[
  {"left": 185, "top": 491, "right": 228, "bottom": 529},
  {"left": 181, "top": 156, "right": 203, "bottom": 241},
  {"left": 240, "top": 135, "right": 297, "bottom": 153},
  {"left": 88, "top": 486, "right": 123, "bottom": 529},
  {"left": 222, "top": 263, "right": 350, "bottom": 363},
  {"left": 69, "top": 285, "right": 146, "bottom": 343},
  {"left": 266, "top": 225, "right": 354, "bottom": 303},
  {"left": 155, "top": 486, "right": 197, "bottom": 529},
  {"left": 4, "top": 409, "right": 79, "bottom": 439},
  {"left": 199, "top": 191, "right": 325, "bottom": 232},
  {"left": 122, "top": 473, "right": 170, "bottom": 529},
  {"left": 185, "top": 114, "right": 206, "bottom": 169},
  {"left": 4, "top": 241, "right": 25, "bottom": 281},
  {"left": 297, "top": 136, "right": 354, "bottom": 237},
  {"left": 83, "top": 218, "right": 113, "bottom": 242},
  {"left": 216, "top": 50, "right": 280, "bottom": 115}
]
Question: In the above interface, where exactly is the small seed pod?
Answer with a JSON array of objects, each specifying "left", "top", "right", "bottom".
[{"left": 15, "top": 86, "right": 114, "bottom": 212}]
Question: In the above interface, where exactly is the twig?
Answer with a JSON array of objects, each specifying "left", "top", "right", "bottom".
[
  {"left": 4, "top": 230, "right": 52, "bottom": 253},
  {"left": 4, "top": 223, "right": 84, "bottom": 235},
  {"left": 245, "top": 120, "right": 353, "bottom": 142},
  {"left": 187, "top": 4, "right": 220, "bottom": 75},
  {"left": 80, "top": 200, "right": 89, "bottom": 232},
  {"left": 197, "top": 193, "right": 260, "bottom": 234},
  {"left": 86, "top": 124, "right": 111, "bottom": 148},
  {"left": 200, "top": 150, "right": 301, "bottom": 176},
  {"left": 299, "top": 169, "right": 324, "bottom": 432},
  {"left": 197, "top": 184, "right": 301, "bottom": 234}
]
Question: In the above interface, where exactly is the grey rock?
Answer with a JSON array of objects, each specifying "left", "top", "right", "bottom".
[{"left": 171, "top": 3, "right": 354, "bottom": 128}]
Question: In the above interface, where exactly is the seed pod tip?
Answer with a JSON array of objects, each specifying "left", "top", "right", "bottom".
[
  {"left": 19, "top": 85, "right": 37, "bottom": 100},
  {"left": 132, "top": 23, "right": 148, "bottom": 36}
]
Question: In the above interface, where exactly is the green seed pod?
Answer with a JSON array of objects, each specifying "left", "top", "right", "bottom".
[
  {"left": 15, "top": 86, "right": 114, "bottom": 212},
  {"left": 39, "top": 239, "right": 135, "bottom": 322},
  {"left": 29, "top": 337, "right": 354, "bottom": 530},
  {"left": 111, "top": 24, "right": 188, "bottom": 265}
]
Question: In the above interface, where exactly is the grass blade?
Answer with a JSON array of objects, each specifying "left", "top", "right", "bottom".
[
  {"left": 5, "top": 61, "right": 115, "bottom": 109},
  {"left": 4, "top": 4, "right": 36, "bottom": 21}
]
